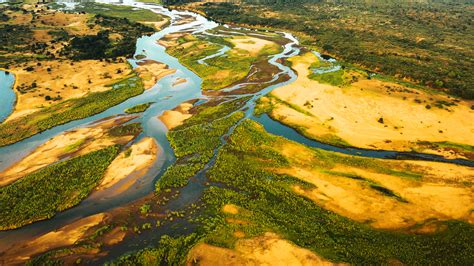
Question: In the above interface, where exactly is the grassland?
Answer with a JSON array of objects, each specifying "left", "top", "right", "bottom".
[
  {"left": 155, "top": 98, "right": 248, "bottom": 193},
  {"left": 125, "top": 102, "right": 153, "bottom": 114},
  {"left": 172, "top": 0, "right": 474, "bottom": 99},
  {"left": 0, "top": 145, "right": 120, "bottom": 230},
  {"left": 196, "top": 119, "right": 474, "bottom": 265},
  {"left": 73, "top": 2, "right": 165, "bottom": 24},
  {"left": 162, "top": 33, "right": 282, "bottom": 90},
  {"left": 106, "top": 117, "right": 473, "bottom": 265},
  {"left": 0, "top": 75, "right": 144, "bottom": 147}
]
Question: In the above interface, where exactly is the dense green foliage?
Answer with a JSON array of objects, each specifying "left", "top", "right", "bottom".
[
  {"left": 199, "top": 119, "right": 474, "bottom": 264},
  {"left": 177, "top": 0, "right": 474, "bottom": 99},
  {"left": 107, "top": 234, "right": 200, "bottom": 266},
  {"left": 62, "top": 14, "right": 155, "bottom": 60},
  {"left": 125, "top": 102, "right": 153, "bottom": 114},
  {"left": 0, "top": 76, "right": 144, "bottom": 147},
  {"left": 108, "top": 122, "right": 143, "bottom": 137},
  {"left": 74, "top": 2, "right": 165, "bottom": 23},
  {"left": 155, "top": 100, "right": 246, "bottom": 192},
  {"left": 0, "top": 146, "right": 120, "bottom": 230}
]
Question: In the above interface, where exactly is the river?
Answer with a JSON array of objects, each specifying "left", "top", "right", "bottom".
[{"left": 0, "top": 0, "right": 472, "bottom": 262}]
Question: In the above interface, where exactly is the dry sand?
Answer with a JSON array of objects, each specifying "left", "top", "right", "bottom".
[
  {"left": 267, "top": 52, "right": 474, "bottom": 154},
  {"left": 173, "top": 77, "right": 187, "bottom": 86},
  {"left": 1, "top": 213, "right": 105, "bottom": 264},
  {"left": 97, "top": 137, "right": 159, "bottom": 193},
  {"left": 274, "top": 141, "right": 474, "bottom": 229},
  {"left": 229, "top": 36, "right": 278, "bottom": 56},
  {"left": 135, "top": 60, "right": 176, "bottom": 89},
  {"left": 187, "top": 232, "right": 341, "bottom": 266},
  {"left": 159, "top": 102, "right": 193, "bottom": 129},
  {"left": 0, "top": 116, "right": 137, "bottom": 187}
]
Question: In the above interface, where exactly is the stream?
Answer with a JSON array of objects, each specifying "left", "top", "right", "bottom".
[{"left": 0, "top": 0, "right": 472, "bottom": 261}]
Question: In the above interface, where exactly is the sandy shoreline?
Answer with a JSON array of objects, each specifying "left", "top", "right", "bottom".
[
  {"left": 159, "top": 102, "right": 194, "bottom": 130},
  {"left": 264, "top": 52, "right": 474, "bottom": 157}
]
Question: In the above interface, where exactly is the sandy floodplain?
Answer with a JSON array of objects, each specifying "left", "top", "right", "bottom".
[
  {"left": 187, "top": 232, "right": 341, "bottom": 266},
  {"left": 135, "top": 60, "right": 176, "bottom": 89},
  {"left": 228, "top": 36, "right": 278, "bottom": 56},
  {"left": 1, "top": 213, "right": 105, "bottom": 264},
  {"left": 263, "top": 52, "right": 474, "bottom": 156},
  {"left": 97, "top": 137, "right": 159, "bottom": 193},
  {"left": 273, "top": 140, "right": 474, "bottom": 229},
  {"left": 0, "top": 116, "right": 137, "bottom": 187},
  {"left": 159, "top": 102, "right": 194, "bottom": 130}
]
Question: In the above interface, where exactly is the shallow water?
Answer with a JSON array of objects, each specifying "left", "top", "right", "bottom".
[
  {"left": 0, "top": 0, "right": 472, "bottom": 260},
  {"left": 0, "top": 71, "right": 15, "bottom": 123}
]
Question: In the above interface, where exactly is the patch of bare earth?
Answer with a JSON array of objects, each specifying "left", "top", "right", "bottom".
[
  {"left": 274, "top": 141, "right": 474, "bottom": 229},
  {"left": 7, "top": 59, "right": 132, "bottom": 121},
  {"left": 0, "top": 116, "right": 137, "bottom": 187},
  {"left": 187, "top": 232, "right": 341, "bottom": 266},
  {"left": 97, "top": 137, "right": 159, "bottom": 194},
  {"left": 159, "top": 102, "right": 193, "bottom": 130},
  {"left": 1, "top": 213, "right": 105, "bottom": 264},
  {"left": 267, "top": 52, "right": 474, "bottom": 157},
  {"left": 135, "top": 60, "right": 176, "bottom": 89}
]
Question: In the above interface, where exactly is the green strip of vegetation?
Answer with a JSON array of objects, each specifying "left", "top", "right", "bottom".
[
  {"left": 105, "top": 234, "right": 200, "bottom": 266},
  {"left": 0, "top": 75, "right": 144, "bottom": 147},
  {"left": 0, "top": 145, "right": 121, "bottom": 230},
  {"left": 125, "top": 102, "right": 154, "bottom": 114},
  {"left": 108, "top": 123, "right": 143, "bottom": 137},
  {"left": 156, "top": 98, "right": 248, "bottom": 193},
  {"left": 198, "top": 119, "right": 474, "bottom": 265}
]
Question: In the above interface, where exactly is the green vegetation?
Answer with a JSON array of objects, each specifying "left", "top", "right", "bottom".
[
  {"left": 197, "top": 119, "right": 474, "bottom": 264},
  {"left": 74, "top": 2, "right": 164, "bottom": 23},
  {"left": 176, "top": 0, "right": 474, "bottom": 99},
  {"left": 155, "top": 99, "right": 247, "bottom": 193},
  {"left": 62, "top": 15, "right": 155, "bottom": 60},
  {"left": 107, "top": 234, "right": 200, "bottom": 265},
  {"left": 125, "top": 102, "right": 153, "bottom": 114},
  {"left": 0, "top": 75, "right": 144, "bottom": 147},
  {"left": 0, "top": 5, "right": 156, "bottom": 66},
  {"left": 64, "top": 138, "right": 86, "bottom": 153},
  {"left": 309, "top": 69, "right": 345, "bottom": 86},
  {"left": 166, "top": 34, "right": 281, "bottom": 90},
  {"left": 108, "top": 123, "right": 143, "bottom": 137},
  {"left": 0, "top": 145, "right": 120, "bottom": 230}
]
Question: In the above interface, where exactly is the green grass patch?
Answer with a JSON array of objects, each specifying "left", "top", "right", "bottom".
[
  {"left": 155, "top": 98, "right": 248, "bottom": 193},
  {"left": 0, "top": 75, "right": 144, "bottom": 147},
  {"left": 63, "top": 138, "right": 86, "bottom": 153},
  {"left": 74, "top": 2, "right": 164, "bottom": 23},
  {"left": 125, "top": 102, "right": 153, "bottom": 114},
  {"left": 0, "top": 145, "right": 121, "bottom": 230}
]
